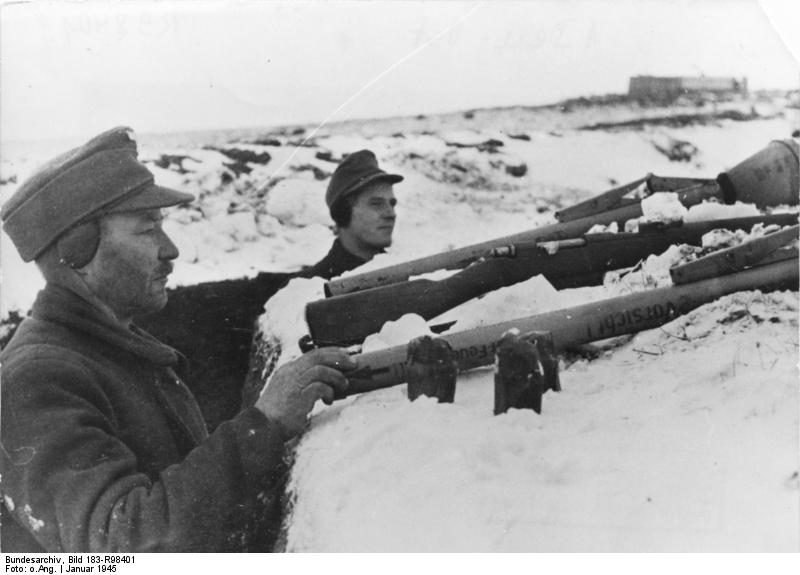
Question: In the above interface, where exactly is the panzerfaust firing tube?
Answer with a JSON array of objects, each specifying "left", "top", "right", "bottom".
[
  {"left": 327, "top": 182, "right": 722, "bottom": 296},
  {"left": 342, "top": 257, "right": 798, "bottom": 397}
]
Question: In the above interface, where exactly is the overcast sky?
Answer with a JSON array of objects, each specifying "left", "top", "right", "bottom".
[{"left": 1, "top": 0, "right": 798, "bottom": 143}]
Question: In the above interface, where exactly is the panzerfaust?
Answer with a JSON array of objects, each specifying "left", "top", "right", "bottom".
[
  {"left": 306, "top": 213, "right": 798, "bottom": 347},
  {"left": 325, "top": 139, "right": 798, "bottom": 297},
  {"left": 336, "top": 230, "right": 798, "bottom": 399}
]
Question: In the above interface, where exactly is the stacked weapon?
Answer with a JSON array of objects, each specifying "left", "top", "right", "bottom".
[
  {"left": 306, "top": 212, "right": 798, "bottom": 347},
  {"left": 293, "top": 139, "right": 798, "bottom": 404},
  {"left": 304, "top": 139, "right": 798, "bottom": 349},
  {"left": 341, "top": 228, "right": 798, "bottom": 399},
  {"left": 323, "top": 139, "right": 798, "bottom": 297}
]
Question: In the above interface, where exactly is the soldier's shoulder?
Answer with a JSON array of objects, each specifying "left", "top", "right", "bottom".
[{"left": 1, "top": 318, "right": 86, "bottom": 373}]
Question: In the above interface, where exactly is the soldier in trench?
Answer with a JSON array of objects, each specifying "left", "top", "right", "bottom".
[
  {"left": 0, "top": 126, "right": 356, "bottom": 552},
  {"left": 298, "top": 149, "right": 403, "bottom": 280}
]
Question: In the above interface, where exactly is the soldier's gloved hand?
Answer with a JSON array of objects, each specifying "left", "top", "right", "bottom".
[{"left": 255, "top": 348, "right": 356, "bottom": 437}]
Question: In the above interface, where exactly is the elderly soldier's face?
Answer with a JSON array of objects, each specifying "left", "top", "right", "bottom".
[
  {"left": 81, "top": 209, "right": 179, "bottom": 321},
  {"left": 344, "top": 181, "right": 397, "bottom": 250}
]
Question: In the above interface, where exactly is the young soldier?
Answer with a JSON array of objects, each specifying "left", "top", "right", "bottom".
[{"left": 301, "top": 149, "right": 402, "bottom": 279}]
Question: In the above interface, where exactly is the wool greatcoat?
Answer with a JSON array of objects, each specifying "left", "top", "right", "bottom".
[{"left": 0, "top": 284, "right": 290, "bottom": 552}]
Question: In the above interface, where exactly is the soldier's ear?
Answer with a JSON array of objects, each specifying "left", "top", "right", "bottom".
[{"left": 57, "top": 220, "right": 101, "bottom": 269}]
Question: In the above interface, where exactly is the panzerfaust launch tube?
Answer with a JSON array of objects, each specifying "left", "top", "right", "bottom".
[{"left": 342, "top": 257, "right": 798, "bottom": 397}]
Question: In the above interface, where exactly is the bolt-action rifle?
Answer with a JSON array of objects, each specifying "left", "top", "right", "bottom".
[
  {"left": 333, "top": 230, "right": 798, "bottom": 399},
  {"left": 325, "top": 139, "right": 798, "bottom": 297},
  {"left": 305, "top": 214, "right": 798, "bottom": 347}
]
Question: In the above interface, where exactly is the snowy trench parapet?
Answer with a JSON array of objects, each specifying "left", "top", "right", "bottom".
[{"left": 248, "top": 208, "right": 798, "bottom": 550}]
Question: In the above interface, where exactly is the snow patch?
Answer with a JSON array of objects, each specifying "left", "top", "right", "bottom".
[
  {"left": 361, "top": 314, "right": 435, "bottom": 353},
  {"left": 684, "top": 200, "right": 761, "bottom": 222},
  {"left": 265, "top": 178, "right": 331, "bottom": 228},
  {"left": 640, "top": 192, "right": 688, "bottom": 224},
  {"left": 22, "top": 504, "right": 44, "bottom": 532}
]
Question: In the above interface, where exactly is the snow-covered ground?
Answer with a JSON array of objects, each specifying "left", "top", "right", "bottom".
[{"left": 1, "top": 95, "right": 798, "bottom": 551}]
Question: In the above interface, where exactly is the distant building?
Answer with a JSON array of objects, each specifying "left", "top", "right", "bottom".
[{"left": 628, "top": 75, "right": 748, "bottom": 103}]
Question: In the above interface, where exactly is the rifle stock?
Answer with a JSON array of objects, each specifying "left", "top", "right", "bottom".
[
  {"left": 306, "top": 213, "right": 798, "bottom": 346},
  {"left": 339, "top": 253, "right": 798, "bottom": 398}
]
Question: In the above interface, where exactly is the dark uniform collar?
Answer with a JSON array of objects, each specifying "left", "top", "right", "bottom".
[
  {"left": 329, "top": 238, "right": 370, "bottom": 264},
  {"left": 299, "top": 238, "right": 374, "bottom": 281}
]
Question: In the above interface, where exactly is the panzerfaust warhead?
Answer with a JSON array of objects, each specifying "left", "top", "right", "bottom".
[
  {"left": 325, "top": 139, "right": 798, "bottom": 297},
  {"left": 334, "top": 235, "right": 798, "bottom": 399},
  {"left": 305, "top": 213, "right": 798, "bottom": 347}
]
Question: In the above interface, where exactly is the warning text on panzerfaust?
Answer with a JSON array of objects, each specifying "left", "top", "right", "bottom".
[
  {"left": 452, "top": 341, "right": 500, "bottom": 362},
  {"left": 588, "top": 300, "right": 683, "bottom": 340}
]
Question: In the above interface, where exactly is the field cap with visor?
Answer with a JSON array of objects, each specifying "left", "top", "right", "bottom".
[
  {"left": 1, "top": 126, "right": 194, "bottom": 263},
  {"left": 325, "top": 150, "right": 403, "bottom": 215}
]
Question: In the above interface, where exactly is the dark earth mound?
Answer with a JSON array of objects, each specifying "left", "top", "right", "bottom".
[{"left": 137, "top": 273, "right": 291, "bottom": 431}]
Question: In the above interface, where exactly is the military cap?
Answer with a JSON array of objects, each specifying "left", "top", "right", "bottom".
[
  {"left": 1, "top": 126, "right": 194, "bottom": 262},
  {"left": 325, "top": 150, "right": 403, "bottom": 210}
]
